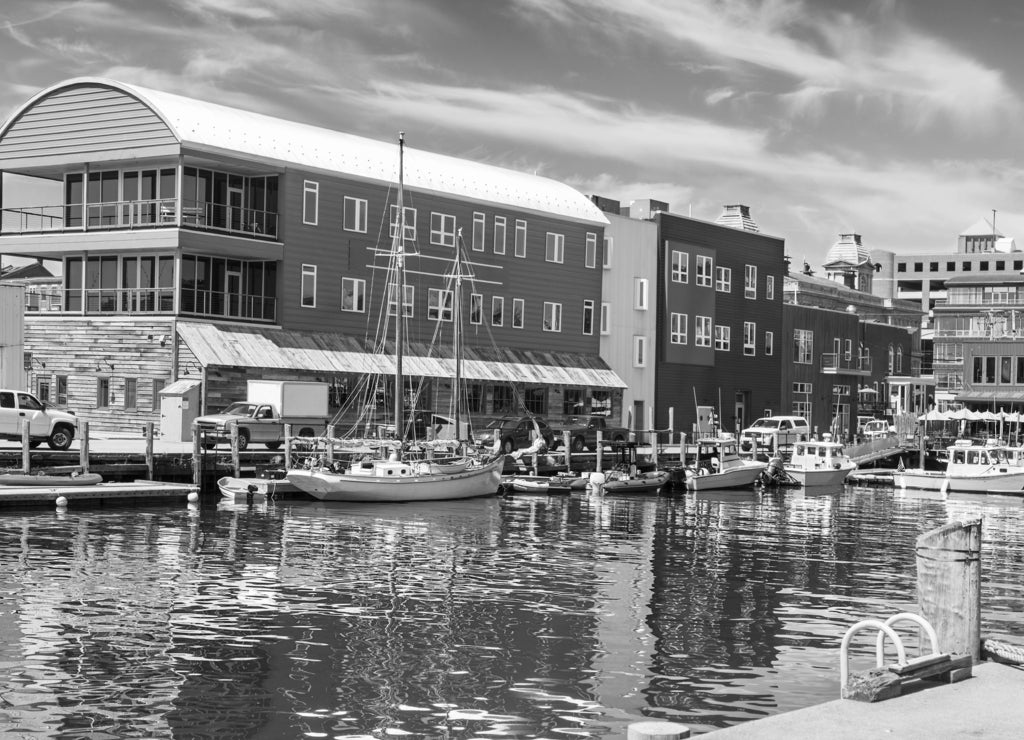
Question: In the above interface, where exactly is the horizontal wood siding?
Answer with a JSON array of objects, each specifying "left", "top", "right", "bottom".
[
  {"left": 654, "top": 213, "right": 786, "bottom": 433},
  {"left": 0, "top": 84, "right": 178, "bottom": 167},
  {"left": 276, "top": 170, "right": 604, "bottom": 356},
  {"left": 24, "top": 316, "right": 176, "bottom": 435}
]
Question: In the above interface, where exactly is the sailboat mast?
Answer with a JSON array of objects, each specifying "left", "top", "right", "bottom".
[
  {"left": 395, "top": 133, "right": 406, "bottom": 451},
  {"left": 454, "top": 230, "right": 463, "bottom": 452}
]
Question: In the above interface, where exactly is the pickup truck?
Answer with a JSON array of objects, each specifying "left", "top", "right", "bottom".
[
  {"left": 194, "top": 380, "right": 330, "bottom": 451},
  {"left": 0, "top": 389, "right": 78, "bottom": 450},
  {"left": 558, "top": 415, "right": 629, "bottom": 452}
]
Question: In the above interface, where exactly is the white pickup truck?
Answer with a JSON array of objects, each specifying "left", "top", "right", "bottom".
[
  {"left": 194, "top": 380, "right": 330, "bottom": 451},
  {"left": 0, "top": 389, "right": 79, "bottom": 450}
]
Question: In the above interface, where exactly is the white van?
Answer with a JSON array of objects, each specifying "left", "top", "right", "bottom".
[{"left": 739, "top": 416, "right": 810, "bottom": 455}]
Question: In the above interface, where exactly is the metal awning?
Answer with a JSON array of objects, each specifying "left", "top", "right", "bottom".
[
  {"left": 955, "top": 389, "right": 1024, "bottom": 404},
  {"left": 176, "top": 321, "right": 627, "bottom": 389}
]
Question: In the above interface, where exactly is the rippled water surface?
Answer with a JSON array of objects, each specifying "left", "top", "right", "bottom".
[{"left": 2, "top": 484, "right": 1023, "bottom": 738}]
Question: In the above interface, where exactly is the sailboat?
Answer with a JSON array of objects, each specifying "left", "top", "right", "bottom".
[{"left": 286, "top": 133, "right": 505, "bottom": 503}]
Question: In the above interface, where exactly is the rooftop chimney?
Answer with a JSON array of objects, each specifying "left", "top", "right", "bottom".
[
  {"left": 715, "top": 204, "right": 760, "bottom": 232},
  {"left": 589, "top": 195, "right": 621, "bottom": 215}
]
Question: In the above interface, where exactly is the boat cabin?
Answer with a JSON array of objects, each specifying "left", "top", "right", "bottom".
[{"left": 947, "top": 441, "right": 1007, "bottom": 467}]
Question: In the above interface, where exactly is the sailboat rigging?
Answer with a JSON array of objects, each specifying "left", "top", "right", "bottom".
[{"left": 286, "top": 133, "right": 505, "bottom": 502}]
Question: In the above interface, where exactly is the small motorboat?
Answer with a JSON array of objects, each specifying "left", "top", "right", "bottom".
[
  {"left": 0, "top": 472, "right": 104, "bottom": 486},
  {"left": 217, "top": 476, "right": 301, "bottom": 500},
  {"left": 601, "top": 470, "right": 671, "bottom": 494},
  {"left": 783, "top": 435, "right": 857, "bottom": 487},
  {"left": 684, "top": 437, "right": 766, "bottom": 492},
  {"left": 507, "top": 476, "right": 551, "bottom": 494}
]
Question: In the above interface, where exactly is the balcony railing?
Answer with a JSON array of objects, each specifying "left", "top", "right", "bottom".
[
  {"left": 47, "top": 286, "right": 277, "bottom": 322},
  {"left": 821, "top": 353, "right": 872, "bottom": 374},
  {"left": 1, "top": 199, "right": 278, "bottom": 239}
]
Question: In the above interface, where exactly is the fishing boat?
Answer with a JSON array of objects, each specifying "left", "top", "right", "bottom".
[
  {"left": 286, "top": 134, "right": 504, "bottom": 503},
  {"left": 684, "top": 436, "right": 766, "bottom": 492},
  {"left": 217, "top": 475, "right": 302, "bottom": 501},
  {"left": 0, "top": 472, "right": 103, "bottom": 486},
  {"left": 894, "top": 439, "right": 1024, "bottom": 493},
  {"left": 783, "top": 435, "right": 857, "bottom": 487}
]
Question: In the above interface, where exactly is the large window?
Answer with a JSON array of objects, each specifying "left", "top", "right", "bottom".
[
  {"left": 745, "top": 264, "right": 757, "bottom": 299},
  {"left": 493, "top": 216, "right": 506, "bottom": 254},
  {"left": 97, "top": 377, "right": 110, "bottom": 408},
  {"left": 343, "top": 196, "right": 367, "bottom": 232},
  {"left": 563, "top": 388, "right": 584, "bottom": 416},
  {"left": 743, "top": 322, "right": 756, "bottom": 356},
  {"left": 670, "top": 313, "right": 687, "bottom": 344},
  {"left": 671, "top": 250, "right": 688, "bottom": 283},
  {"left": 301, "top": 264, "right": 317, "bottom": 307},
  {"left": 470, "top": 293, "right": 483, "bottom": 325},
  {"left": 179, "top": 256, "right": 277, "bottom": 321},
  {"left": 472, "top": 212, "right": 485, "bottom": 251},
  {"left": 431, "top": 212, "right": 456, "bottom": 247},
  {"left": 545, "top": 233, "right": 565, "bottom": 263},
  {"left": 124, "top": 377, "right": 137, "bottom": 409},
  {"left": 512, "top": 298, "right": 525, "bottom": 328},
  {"left": 515, "top": 220, "right": 527, "bottom": 258},
  {"left": 428, "top": 288, "right": 453, "bottom": 321},
  {"left": 543, "top": 302, "right": 562, "bottom": 332},
  {"left": 634, "top": 278, "right": 649, "bottom": 310},
  {"left": 633, "top": 335, "right": 647, "bottom": 367},
  {"left": 793, "top": 382, "right": 812, "bottom": 420},
  {"left": 303, "top": 181, "right": 318, "bottom": 225},
  {"left": 585, "top": 233, "right": 597, "bottom": 268},
  {"left": 794, "top": 329, "right": 813, "bottom": 364},
  {"left": 696, "top": 255, "right": 713, "bottom": 287},
  {"left": 389, "top": 205, "right": 417, "bottom": 241},
  {"left": 714, "top": 324, "right": 731, "bottom": 351},
  {"left": 524, "top": 387, "right": 547, "bottom": 415},
  {"left": 582, "top": 300, "right": 594, "bottom": 335},
  {"left": 715, "top": 266, "right": 731, "bottom": 293},
  {"left": 386, "top": 284, "right": 413, "bottom": 317},
  {"left": 973, "top": 356, "right": 996, "bottom": 384},
  {"left": 341, "top": 277, "right": 365, "bottom": 312},
  {"left": 491, "top": 296, "right": 504, "bottom": 326},
  {"left": 766, "top": 275, "right": 775, "bottom": 301},
  {"left": 492, "top": 385, "right": 514, "bottom": 413},
  {"left": 695, "top": 315, "right": 712, "bottom": 347},
  {"left": 765, "top": 331, "right": 774, "bottom": 356}
]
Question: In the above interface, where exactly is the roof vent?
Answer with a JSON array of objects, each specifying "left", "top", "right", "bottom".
[{"left": 715, "top": 204, "right": 759, "bottom": 232}]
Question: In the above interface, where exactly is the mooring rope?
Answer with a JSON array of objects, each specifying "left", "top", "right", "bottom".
[{"left": 982, "top": 638, "right": 1024, "bottom": 666}]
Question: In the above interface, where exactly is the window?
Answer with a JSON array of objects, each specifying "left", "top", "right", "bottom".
[
  {"left": 302, "top": 181, "right": 318, "bottom": 225},
  {"left": 634, "top": 278, "right": 649, "bottom": 309},
  {"left": 888, "top": 344, "right": 894, "bottom": 373},
  {"left": 715, "top": 266, "right": 731, "bottom": 292},
  {"left": 389, "top": 205, "right": 417, "bottom": 241},
  {"left": 57, "top": 376, "right": 68, "bottom": 405},
  {"left": 431, "top": 212, "right": 456, "bottom": 247},
  {"left": 743, "top": 322, "right": 755, "bottom": 356},
  {"left": 563, "top": 388, "right": 584, "bottom": 416},
  {"left": 472, "top": 212, "right": 485, "bottom": 251},
  {"left": 844, "top": 339, "right": 853, "bottom": 362},
  {"left": 793, "top": 382, "right": 812, "bottom": 420},
  {"left": 930, "top": 262, "right": 939, "bottom": 272},
  {"left": 387, "top": 284, "right": 414, "bottom": 317},
  {"left": 949, "top": 261, "right": 957, "bottom": 271},
  {"left": 515, "top": 219, "right": 527, "bottom": 258},
  {"left": 980, "top": 261, "right": 990, "bottom": 271},
  {"left": 897, "top": 263, "right": 906, "bottom": 272},
  {"left": 301, "top": 264, "right": 317, "bottom": 307},
  {"left": 765, "top": 331, "right": 774, "bottom": 356},
  {"left": 766, "top": 275, "right": 775, "bottom": 300},
  {"left": 37, "top": 377, "right": 50, "bottom": 403},
  {"left": 670, "top": 312, "right": 687, "bottom": 344},
  {"left": 600, "top": 302, "right": 610, "bottom": 334},
  {"left": 794, "top": 329, "right": 813, "bottom": 364},
  {"left": 585, "top": 233, "right": 597, "bottom": 268},
  {"left": 714, "top": 324, "right": 731, "bottom": 351},
  {"left": 470, "top": 293, "right": 483, "bottom": 325},
  {"left": 524, "top": 387, "right": 546, "bottom": 415},
  {"left": 97, "top": 377, "right": 110, "bottom": 408},
  {"left": 341, "top": 277, "right": 366, "bottom": 312},
  {"left": 149, "top": 379, "right": 162, "bottom": 412},
  {"left": 633, "top": 335, "right": 647, "bottom": 367},
  {"left": 428, "top": 288, "right": 453, "bottom": 321},
  {"left": 124, "top": 377, "right": 137, "bottom": 409},
  {"left": 493, "top": 216, "right": 506, "bottom": 254},
  {"left": 973, "top": 356, "right": 996, "bottom": 384},
  {"left": 512, "top": 298, "right": 525, "bottom": 328},
  {"left": 492, "top": 385, "right": 514, "bottom": 413},
  {"left": 582, "top": 300, "right": 594, "bottom": 335},
  {"left": 491, "top": 296, "right": 504, "bottom": 326},
  {"left": 343, "top": 196, "right": 367, "bottom": 232},
  {"left": 543, "top": 302, "right": 562, "bottom": 332},
  {"left": 603, "top": 237, "right": 613, "bottom": 269},
  {"left": 914, "top": 262, "right": 923, "bottom": 272},
  {"left": 745, "top": 265, "right": 757, "bottom": 299},
  {"left": 695, "top": 315, "right": 712, "bottom": 347},
  {"left": 897, "top": 346, "right": 904, "bottom": 374},
  {"left": 671, "top": 250, "right": 689, "bottom": 283},
  {"left": 696, "top": 255, "right": 713, "bottom": 287},
  {"left": 545, "top": 232, "right": 565, "bottom": 263}
]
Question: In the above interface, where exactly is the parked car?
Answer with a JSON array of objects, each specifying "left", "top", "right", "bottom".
[
  {"left": 557, "top": 415, "right": 629, "bottom": 452},
  {"left": 861, "top": 419, "right": 895, "bottom": 439},
  {"left": 739, "top": 415, "right": 809, "bottom": 454},
  {"left": 476, "top": 416, "right": 556, "bottom": 454},
  {"left": 0, "top": 389, "right": 78, "bottom": 450}
]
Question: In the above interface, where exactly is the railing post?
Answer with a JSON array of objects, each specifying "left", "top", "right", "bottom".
[{"left": 79, "top": 420, "right": 90, "bottom": 474}]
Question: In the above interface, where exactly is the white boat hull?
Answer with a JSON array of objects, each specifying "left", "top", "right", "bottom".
[
  {"left": 687, "top": 462, "right": 765, "bottom": 492},
  {"left": 894, "top": 468, "right": 1024, "bottom": 493},
  {"left": 786, "top": 463, "right": 856, "bottom": 488},
  {"left": 286, "top": 456, "right": 504, "bottom": 502},
  {"left": 217, "top": 476, "right": 301, "bottom": 500}
]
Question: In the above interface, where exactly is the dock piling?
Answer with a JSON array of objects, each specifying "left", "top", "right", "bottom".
[
  {"left": 191, "top": 421, "right": 202, "bottom": 488},
  {"left": 145, "top": 422, "right": 155, "bottom": 479},
  {"left": 21, "top": 421, "right": 30, "bottom": 474},
  {"left": 80, "top": 421, "right": 90, "bottom": 474}
]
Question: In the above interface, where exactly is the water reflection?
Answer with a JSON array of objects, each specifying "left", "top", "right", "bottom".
[{"left": 0, "top": 485, "right": 1022, "bottom": 738}]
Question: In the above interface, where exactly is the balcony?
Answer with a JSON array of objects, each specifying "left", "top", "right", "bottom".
[
  {"left": 1, "top": 199, "right": 279, "bottom": 240},
  {"left": 821, "top": 352, "right": 872, "bottom": 376},
  {"left": 27, "top": 286, "right": 276, "bottom": 322}
]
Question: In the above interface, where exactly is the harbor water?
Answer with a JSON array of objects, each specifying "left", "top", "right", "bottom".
[{"left": 1, "top": 483, "right": 1023, "bottom": 738}]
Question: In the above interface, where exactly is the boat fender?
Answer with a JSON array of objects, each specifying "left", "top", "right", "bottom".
[
  {"left": 699, "top": 467, "right": 709, "bottom": 477},
  {"left": 417, "top": 462, "right": 431, "bottom": 475}
]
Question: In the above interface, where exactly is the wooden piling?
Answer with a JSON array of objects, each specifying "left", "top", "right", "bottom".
[
  {"left": 916, "top": 517, "right": 982, "bottom": 665},
  {"left": 191, "top": 421, "right": 202, "bottom": 487},
  {"left": 596, "top": 429, "right": 603, "bottom": 472},
  {"left": 80, "top": 421, "right": 90, "bottom": 474},
  {"left": 229, "top": 421, "right": 240, "bottom": 478},
  {"left": 21, "top": 421, "right": 30, "bottom": 474},
  {"left": 145, "top": 422, "right": 155, "bottom": 479},
  {"left": 563, "top": 430, "right": 571, "bottom": 472},
  {"left": 627, "top": 721, "right": 690, "bottom": 739},
  {"left": 284, "top": 423, "right": 293, "bottom": 470}
]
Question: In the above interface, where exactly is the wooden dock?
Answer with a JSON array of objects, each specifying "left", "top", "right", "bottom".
[{"left": 0, "top": 479, "right": 199, "bottom": 507}]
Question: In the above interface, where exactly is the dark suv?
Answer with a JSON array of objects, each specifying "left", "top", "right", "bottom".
[{"left": 476, "top": 416, "right": 556, "bottom": 453}]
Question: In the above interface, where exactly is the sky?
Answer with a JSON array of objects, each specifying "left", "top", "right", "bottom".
[{"left": 2, "top": 0, "right": 1024, "bottom": 269}]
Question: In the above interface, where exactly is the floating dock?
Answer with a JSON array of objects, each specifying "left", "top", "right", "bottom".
[{"left": 0, "top": 479, "right": 199, "bottom": 507}]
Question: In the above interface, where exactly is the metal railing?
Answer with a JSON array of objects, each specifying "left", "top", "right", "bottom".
[
  {"left": 1, "top": 199, "right": 278, "bottom": 239},
  {"left": 54, "top": 286, "right": 276, "bottom": 321},
  {"left": 821, "top": 353, "right": 872, "bottom": 373}
]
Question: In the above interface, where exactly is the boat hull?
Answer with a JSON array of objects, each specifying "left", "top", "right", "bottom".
[
  {"left": 217, "top": 476, "right": 301, "bottom": 500},
  {"left": 286, "top": 456, "right": 504, "bottom": 502},
  {"left": 687, "top": 462, "right": 765, "bottom": 492},
  {"left": 602, "top": 471, "right": 671, "bottom": 494},
  {"left": 0, "top": 473, "right": 103, "bottom": 486},
  {"left": 894, "top": 468, "right": 1024, "bottom": 493},
  {"left": 786, "top": 463, "right": 856, "bottom": 488}
]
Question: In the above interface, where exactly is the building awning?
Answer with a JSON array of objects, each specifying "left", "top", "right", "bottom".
[
  {"left": 176, "top": 321, "right": 627, "bottom": 389},
  {"left": 955, "top": 389, "right": 1024, "bottom": 404}
]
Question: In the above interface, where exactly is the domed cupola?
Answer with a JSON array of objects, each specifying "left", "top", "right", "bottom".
[{"left": 824, "top": 233, "right": 875, "bottom": 292}]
